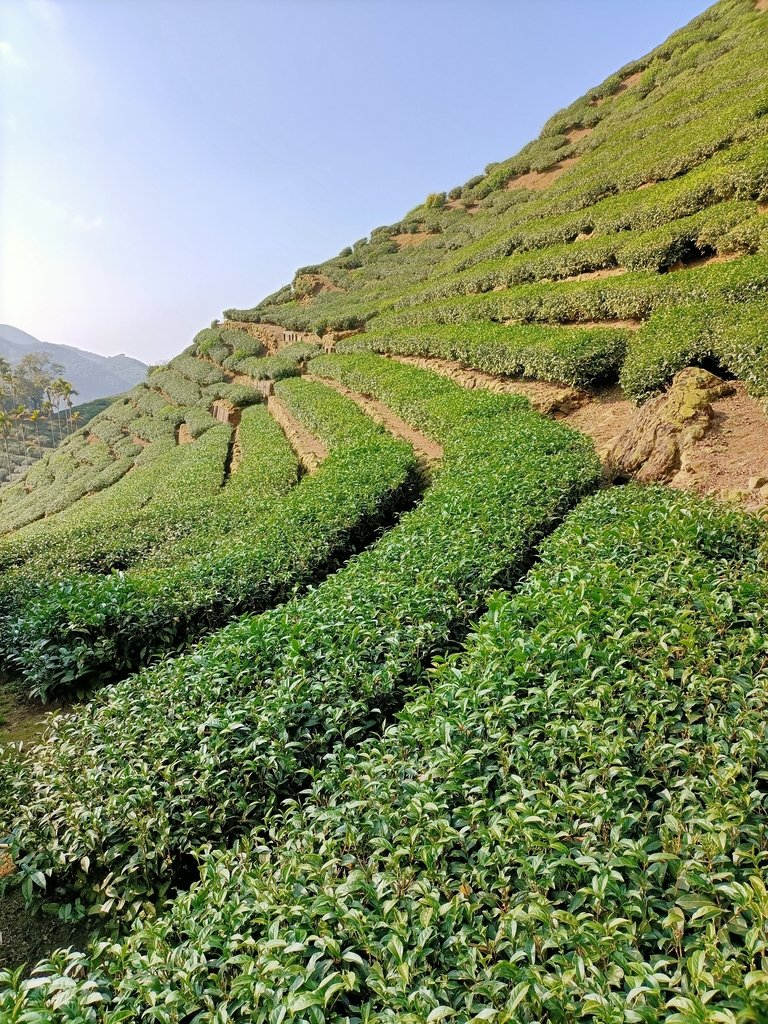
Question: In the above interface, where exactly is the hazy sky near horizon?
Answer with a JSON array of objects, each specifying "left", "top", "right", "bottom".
[{"left": 1, "top": 0, "right": 711, "bottom": 364}]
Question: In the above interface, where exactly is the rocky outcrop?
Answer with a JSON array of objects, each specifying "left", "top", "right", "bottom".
[{"left": 605, "top": 368, "right": 735, "bottom": 483}]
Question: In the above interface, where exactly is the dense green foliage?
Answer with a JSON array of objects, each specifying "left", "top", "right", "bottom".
[
  {"left": 0, "top": 355, "right": 598, "bottom": 924},
  {"left": 341, "top": 322, "right": 628, "bottom": 388},
  {"left": 222, "top": 1, "right": 768, "bottom": 399},
  {"left": 5, "top": 486, "right": 768, "bottom": 1020},
  {"left": 0, "top": 379, "right": 418, "bottom": 695},
  {"left": 0, "top": 330, "right": 310, "bottom": 535},
  {"left": 4, "top": 4, "right": 768, "bottom": 1017}
]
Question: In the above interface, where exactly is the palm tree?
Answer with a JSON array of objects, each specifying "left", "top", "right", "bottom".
[
  {"left": 27, "top": 408, "right": 43, "bottom": 453},
  {"left": 0, "top": 411, "right": 14, "bottom": 479},
  {"left": 13, "top": 404, "right": 32, "bottom": 469}
]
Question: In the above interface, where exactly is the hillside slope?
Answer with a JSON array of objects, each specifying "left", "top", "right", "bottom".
[
  {"left": 0, "top": 325, "right": 148, "bottom": 404},
  {"left": 2, "top": 2, "right": 768, "bottom": 1019},
  {"left": 224, "top": 0, "right": 768, "bottom": 406}
]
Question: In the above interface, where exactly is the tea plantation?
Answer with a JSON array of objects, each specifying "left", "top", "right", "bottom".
[{"left": 2, "top": 1, "right": 768, "bottom": 1020}]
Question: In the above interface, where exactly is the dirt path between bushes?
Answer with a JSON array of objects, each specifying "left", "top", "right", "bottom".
[
  {"left": 305, "top": 374, "right": 443, "bottom": 465},
  {"left": 267, "top": 395, "right": 328, "bottom": 473},
  {"left": 386, "top": 354, "right": 768, "bottom": 509}
]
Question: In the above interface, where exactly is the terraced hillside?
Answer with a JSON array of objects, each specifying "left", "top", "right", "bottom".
[{"left": 2, "top": 1, "right": 768, "bottom": 1020}]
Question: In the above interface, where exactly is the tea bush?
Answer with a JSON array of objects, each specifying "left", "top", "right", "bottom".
[
  {"left": 2, "top": 357, "right": 598, "bottom": 920},
  {"left": 0, "top": 379, "right": 419, "bottom": 695},
  {"left": 6, "top": 486, "right": 768, "bottom": 1019}
]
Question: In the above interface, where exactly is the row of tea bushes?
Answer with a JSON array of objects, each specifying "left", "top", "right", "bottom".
[
  {"left": 341, "top": 322, "right": 629, "bottom": 388},
  {"left": 9, "top": 486, "right": 767, "bottom": 1020},
  {"left": 1, "top": 357, "right": 599, "bottom": 924},
  {"left": 0, "top": 379, "right": 419, "bottom": 696},
  {"left": 621, "top": 295, "right": 768, "bottom": 400},
  {"left": 393, "top": 200, "right": 761, "bottom": 309}
]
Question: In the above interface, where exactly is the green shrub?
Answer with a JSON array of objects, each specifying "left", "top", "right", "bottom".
[{"left": 1, "top": 356, "right": 598, "bottom": 921}]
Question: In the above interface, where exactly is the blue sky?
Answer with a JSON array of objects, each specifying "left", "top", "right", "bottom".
[{"left": 1, "top": 0, "right": 711, "bottom": 363}]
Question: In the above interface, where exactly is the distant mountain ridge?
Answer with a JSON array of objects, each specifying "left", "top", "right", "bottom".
[{"left": 0, "top": 324, "right": 148, "bottom": 403}]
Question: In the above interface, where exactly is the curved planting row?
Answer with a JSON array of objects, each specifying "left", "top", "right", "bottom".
[
  {"left": 0, "top": 378, "right": 419, "bottom": 696},
  {"left": 8, "top": 486, "right": 767, "bottom": 1020},
  {"left": 1, "top": 356, "right": 599, "bottom": 924},
  {"left": 341, "top": 322, "right": 630, "bottom": 389},
  {"left": 0, "top": 400, "right": 296, "bottom": 580}
]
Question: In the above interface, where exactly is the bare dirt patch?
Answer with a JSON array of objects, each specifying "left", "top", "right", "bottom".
[
  {"left": 222, "top": 322, "right": 285, "bottom": 355},
  {"left": 210, "top": 399, "right": 239, "bottom": 426},
  {"left": 506, "top": 156, "right": 580, "bottom": 192},
  {"left": 757, "top": 201, "right": 768, "bottom": 214},
  {"left": 267, "top": 396, "right": 328, "bottom": 474},
  {"left": 556, "top": 266, "right": 626, "bottom": 283},
  {"left": 230, "top": 373, "right": 275, "bottom": 399},
  {"left": 564, "top": 319, "right": 643, "bottom": 330},
  {"left": 566, "top": 126, "right": 593, "bottom": 144},
  {"left": 176, "top": 423, "right": 194, "bottom": 445},
  {"left": 0, "top": 888, "right": 93, "bottom": 977},
  {"left": 295, "top": 273, "right": 344, "bottom": 306},
  {"left": 0, "top": 686, "right": 69, "bottom": 748},
  {"left": 393, "top": 231, "right": 432, "bottom": 249},
  {"left": 387, "top": 355, "right": 768, "bottom": 508},
  {"left": 306, "top": 375, "right": 443, "bottom": 466},
  {"left": 756, "top": 0, "right": 768, "bottom": 12},
  {"left": 667, "top": 251, "right": 741, "bottom": 272},
  {"left": 606, "top": 369, "right": 768, "bottom": 509},
  {"left": 616, "top": 70, "right": 643, "bottom": 93},
  {"left": 221, "top": 419, "right": 242, "bottom": 484},
  {"left": 131, "top": 435, "right": 149, "bottom": 448},
  {"left": 672, "top": 381, "right": 768, "bottom": 508}
]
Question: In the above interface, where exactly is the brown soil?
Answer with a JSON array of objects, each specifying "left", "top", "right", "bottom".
[
  {"left": 616, "top": 70, "right": 643, "bottom": 93},
  {"left": 296, "top": 273, "right": 344, "bottom": 305},
  {"left": 566, "top": 126, "right": 593, "bottom": 144},
  {"left": 228, "top": 425, "right": 242, "bottom": 476},
  {"left": 393, "top": 232, "right": 432, "bottom": 249},
  {"left": 306, "top": 375, "right": 443, "bottom": 465},
  {"left": 131, "top": 435, "right": 149, "bottom": 448},
  {"left": 590, "top": 70, "right": 643, "bottom": 107},
  {"left": 637, "top": 181, "right": 656, "bottom": 190},
  {"left": 230, "top": 374, "right": 275, "bottom": 399},
  {"left": 222, "top": 420, "right": 242, "bottom": 483},
  {"left": 0, "top": 686, "right": 69, "bottom": 748},
  {"left": 566, "top": 385, "right": 636, "bottom": 459},
  {"left": 210, "top": 400, "right": 239, "bottom": 426},
  {"left": 267, "top": 396, "right": 328, "bottom": 474},
  {"left": 506, "top": 156, "right": 580, "bottom": 192},
  {"left": 667, "top": 381, "right": 768, "bottom": 509},
  {"left": 759, "top": 201, "right": 768, "bottom": 214},
  {"left": 556, "top": 266, "right": 626, "bottom": 283},
  {"left": 387, "top": 355, "right": 768, "bottom": 509},
  {"left": 0, "top": 888, "right": 93, "bottom": 976},
  {"left": 563, "top": 318, "right": 643, "bottom": 330},
  {"left": 176, "top": 423, "right": 194, "bottom": 445},
  {"left": 667, "top": 251, "right": 741, "bottom": 272},
  {"left": 221, "top": 321, "right": 284, "bottom": 355},
  {"left": 756, "top": 0, "right": 768, "bottom": 11}
]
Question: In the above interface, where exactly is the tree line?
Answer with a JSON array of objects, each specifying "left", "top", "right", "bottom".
[{"left": 0, "top": 353, "right": 79, "bottom": 481}]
